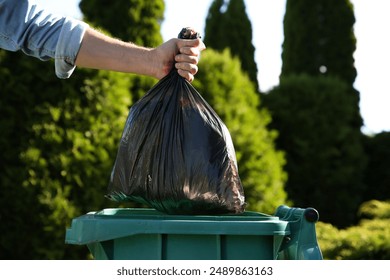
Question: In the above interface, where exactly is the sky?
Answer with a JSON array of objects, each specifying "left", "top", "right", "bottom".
[{"left": 33, "top": 0, "right": 390, "bottom": 135}]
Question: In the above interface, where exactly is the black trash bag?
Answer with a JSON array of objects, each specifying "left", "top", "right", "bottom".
[{"left": 106, "top": 28, "right": 245, "bottom": 215}]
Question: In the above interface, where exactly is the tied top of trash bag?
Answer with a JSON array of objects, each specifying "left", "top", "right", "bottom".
[
  {"left": 178, "top": 27, "right": 201, "bottom": 40},
  {"left": 106, "top": 28, "right": 245, "bottom": 215}
]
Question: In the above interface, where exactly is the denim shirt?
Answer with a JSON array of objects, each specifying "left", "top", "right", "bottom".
[{"left": 0, "top": 0, "right": 88, "bottom": 78}]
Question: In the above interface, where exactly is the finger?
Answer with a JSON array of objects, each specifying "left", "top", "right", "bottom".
[
  {"left": 177, "top": 38, "right": 206, "bottom": 53},
  {"left": 175, "top": 62, "right": 198, "bottom": 75},
  {"left": 197, "top": 39, "right": 206, "bottom": 51},
  {"left": 177, "top": 69, "right": 194, "bottom": 83},
  {"left": 180, "top": 47, "right": 200, "bottom": 57},
  {"left": 175, "top": 54, "right": 198, "bottom": 65}
]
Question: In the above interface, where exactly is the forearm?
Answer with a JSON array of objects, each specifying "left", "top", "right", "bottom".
[{"left": 75, "top": 28, "right": 156, "bottom": 77}]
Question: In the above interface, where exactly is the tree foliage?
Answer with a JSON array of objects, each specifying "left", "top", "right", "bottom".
[
  {"left": 0, "top": 0, "right": 165, "bottom": 259},
  {"left": 204, "top": 0, "right": 259, "bottom": 90},
  {"left": 79, "top": 0, "right": 165, "bottom": 102},
  {"left": 193, "top": 49, "right": 287, "bottom": 214},
  {"left": 263, "top": 0, "right": 367, "bottom": 228},
  {"left": 0, "top": 50, "right": 132, "bottom": 259},
  {"left": 282, "top": 0, "right": 357, "bottom": 86},
  {"left": 281, "top": 0, "right": 362, "bottom": 128},
  {"left": 363, "top": 132, "right": 390, "bottom": 201},
  {"left": 79, "top": 0, "right": 164, "bottom": 46},
  {"left": 263, "top": 74, "right": 367, "bottom": 227}
]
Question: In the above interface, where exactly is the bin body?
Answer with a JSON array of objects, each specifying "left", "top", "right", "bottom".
[{"left": 65, "top": 208, "right": 290, "bottom": 260}]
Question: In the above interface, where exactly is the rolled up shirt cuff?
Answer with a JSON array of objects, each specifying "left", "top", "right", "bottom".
[{"left": 55, "top": 17, "right": 88, "bottom": 79}]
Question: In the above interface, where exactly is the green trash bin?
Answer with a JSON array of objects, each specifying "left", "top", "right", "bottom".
[{"left": 65, "top": 206, "right": 322, "bottom": 260}]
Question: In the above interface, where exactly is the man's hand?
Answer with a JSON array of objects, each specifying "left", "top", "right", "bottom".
[{"left": 152, "top": 37, "right": 206, "bottom": 82}]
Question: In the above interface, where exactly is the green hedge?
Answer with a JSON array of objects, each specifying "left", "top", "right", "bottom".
[{"left": 317, "top": 200, "right": 390, "bottom": 259}]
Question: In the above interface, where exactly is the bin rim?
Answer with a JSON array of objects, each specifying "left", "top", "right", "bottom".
[
  {"left": 93, "top": 207, "right": 278, "bottom": 220},
  {"left": 65, "top": 208, "right": 290, "bottom": 245}
]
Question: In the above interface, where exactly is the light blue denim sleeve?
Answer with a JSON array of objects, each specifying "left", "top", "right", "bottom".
[{"left": 0, "top": 0, "right": 88, "bottom": 78}]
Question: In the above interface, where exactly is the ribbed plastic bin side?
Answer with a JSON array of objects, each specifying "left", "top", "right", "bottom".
[{"left": 65, "top": 208, "right": 290, "bottom": 260}]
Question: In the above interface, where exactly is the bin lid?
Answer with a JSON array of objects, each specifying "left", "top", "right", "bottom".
[{"left": 65, "top": 208, "right": 290, "bottom": 245}]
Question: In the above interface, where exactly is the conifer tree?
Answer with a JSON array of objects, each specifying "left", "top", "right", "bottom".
[
  {"left": 204, "top": 0, "right": 226, "bottom": 50},
  {"left": 264, "top": 75, "right": 366, "bottom": 227},
  {"left": 204, "top": 0, "right": 259, "bottom": 90},
  {"left": 281, "top": 0, "right": 357, "bottom": 86},
  {"left": 282, "top": 0, "right": 362, "bottom": 128},
  {"left": 263, "top": 0, "right": 367, "bottom": 227},
  {"left": 79, "top": 0, "right": 164, "bottom": 46}
]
